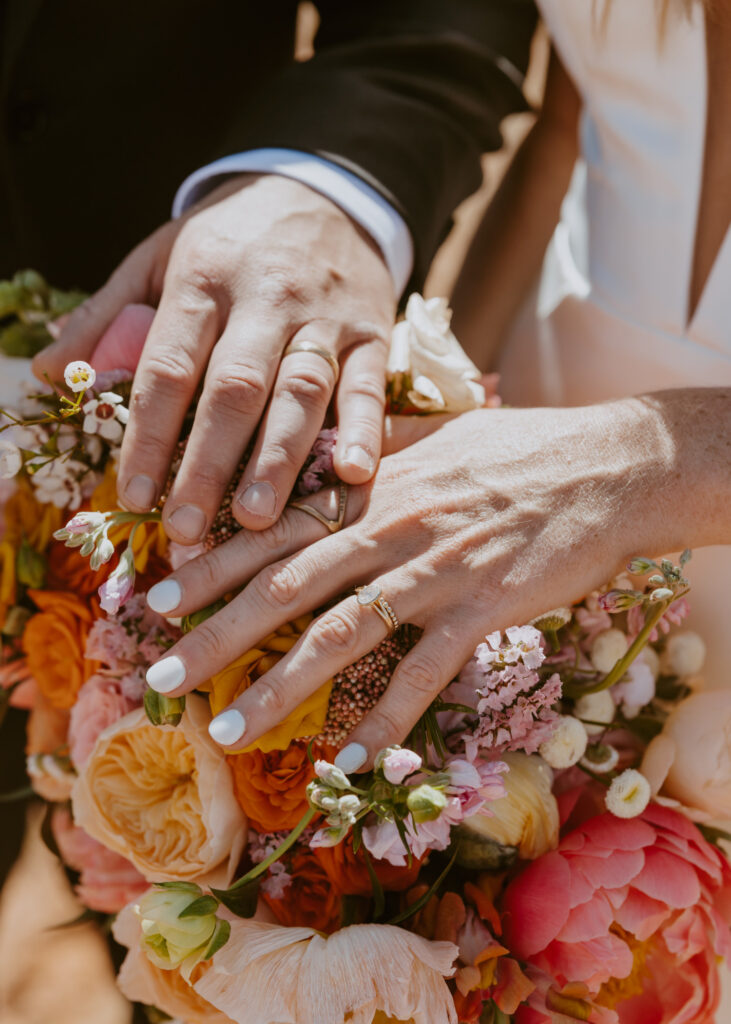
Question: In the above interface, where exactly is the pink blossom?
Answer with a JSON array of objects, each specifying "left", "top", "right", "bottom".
[
  {"left": 503, "top": 805, "right": 731, "bottom": 1023},
  {"left": 98, "top": 573, "right": 134, "bottom": 615},
  {"left": 52, "top": 807, "right": 147, "bottom": 913},
  {"left": 298, "top": 427, "right": 337, "bottom": 495},
  {"left": 361, "top": 819, "right": 409, "bottom": 865},
  {"left": 627, "top": 597, "right": 689, "bottom": 642},
  {"left": 85, "top": 617, "right": 139, "bottom": 670},
  {"left": 68, "top": 674, "right": 139, "bottom": 768},
  {"left": 447, "top": 757, "right": 508, "bottom": 817},
  {"left": 381, "top": 747, "right": 423, "bottom": 784},
  {"left": 575, "top": 604, "right": 613, "bottom": 645},
  {"left": 260, "top": 861, "right": 292, "bottom": 899}
]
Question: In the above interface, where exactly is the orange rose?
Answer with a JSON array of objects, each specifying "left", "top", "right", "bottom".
[
  {"left": 263, "top": 849, "right": 342, "bottom": 933},
  {"left": 22, "top": 589, "right": 100, "bottom": 708},
  {"left": 313, "top": 831, "right": 425, "bottom": 898},
  {"left": 1, "top": 478, "right": 62, "bottom": 609},
  {"left": 228, "top": 741, "right": 336, "bottom": 833}
]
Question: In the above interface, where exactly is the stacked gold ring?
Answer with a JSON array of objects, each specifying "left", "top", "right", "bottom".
[
  {"left": 355, "top": 584, "right": 400, "bottom": 635},
  {"left": 282, "top": 340, "right": 340, "bottom": 382}
]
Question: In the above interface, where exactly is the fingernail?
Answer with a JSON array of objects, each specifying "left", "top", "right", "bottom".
[
  {"left": 124, "top": 474, "right": 157, "bottom": 510},
  {"left": 208, "top": 709, "right": 246, "bottom": 746},
  {"left": 238, "top": 481, "right": 277, "bottom": 519},
  {"left": 343, "top": 446, "right": 375, "bottom": 474},
  {"left": 334, "top": 742, "right": 368, "bottom": 774},
  {"left": 146, "top": 655, "right": 186, "bottom": 694},
  {"left": 147, "top": 579, "right": 182, "bottom": 615},
  {"left": 168, "top": 504, "right": 207, "bottom": 542}
]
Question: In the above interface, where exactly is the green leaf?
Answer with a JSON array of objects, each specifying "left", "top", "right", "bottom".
[
  {"left": 181, "top": 599, "right": 227, "bottom": 634},
  {"left": 153, "top": 881, "right": 202, "bottom": 894},
  {"left": 211, "top": 877, "right": 261, "bottom": 918},
  {"left": 144, "top": 687, "right": 185, "bottom": 727},
  {"left": 0, "top": 321, "right": 52, "bottom": 358},
  {"left": 202, "top": 918, "right": 231, "bottom": 960},
  {"left": 0, "top": 784, "right": 35, "bottom": 803},
  {"left": 387, "top": 844, "right": 461, "bottom": 926},
  {"left": 178, "top": 895, "right": 219, "bottom": 919}
]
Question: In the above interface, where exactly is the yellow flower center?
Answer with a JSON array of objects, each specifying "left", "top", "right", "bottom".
[{"left": 595, "top": 924, "right": 655, "bottom": 1010}]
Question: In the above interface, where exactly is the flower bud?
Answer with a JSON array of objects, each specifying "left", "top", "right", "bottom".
[
  {"left": 538, "top": 716, "right": 588, "bottom": 769},
  {"left": 15, "top": 539, "right": 46, "bottom": 588},
  {"left": 627, "top": 558, "right": 658, "bottom": 576},
  {"left": 314, "top": 760, "right": 351, "bottom": 790},
  {"left": 90, "top": 536, "right": 115, "bottom": 571},
  {"left": 573, "top": 689, "right": 616, "bottom": 735},
  {"left": 661, "top": 631, "right": 706, "bottom": 678},
  {"left": 590, "top": 628, "right": 628, "bottom": 674},
  {"left": 407, "top": 783, "right": 448, "bottom": 823},
  {"left": 649, "top": 587, "right": 674, "bottom": 603},
  {"left": 143, "top": 688, "right": 186, "bottom": 727},
  {"left": 597, "top": 589, "right": 644, "bottom": 613},
  {"left": 580, "top": 743, "right": 619, "bottom": 774},
  {"left": 376, "top": 746, "right": 423, "bottom": 785},
  {"left": 1, "top": 604, "right": 32, "bottom": 637},
  {"left": 135, "top": 883, "right": 229, "bottom": 976},
  {"left": 530, "top": 607, "right": 573, "bottom": 632},
  {"left": 605, "top": 769, "right": 651, "bottom": 818}
]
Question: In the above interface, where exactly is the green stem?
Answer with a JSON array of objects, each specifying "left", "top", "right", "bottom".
[
  {"left": 565, "top": 589, "right": 688, "bottom": 698},
  {"left": 222, "top": 807, "right": 316, "bottom": 893}
]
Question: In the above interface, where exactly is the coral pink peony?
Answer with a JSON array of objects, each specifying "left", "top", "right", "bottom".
[
  {"left": 502, "top": 805, "right": 731, "bottom": 1023},
  {"left": 51, "top": 808, "right": 147, "bottom": 913}
]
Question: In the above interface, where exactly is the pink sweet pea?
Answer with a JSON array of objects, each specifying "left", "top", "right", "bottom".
[
  {"left": 381, "top": 747, "right": 423, "bottom": 784},
  {"left": 502, "top": 805, "right": 731, "bottom": 1023}
]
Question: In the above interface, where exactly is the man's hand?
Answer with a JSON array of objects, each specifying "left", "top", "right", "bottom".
[{"left": 33, "top": 175, "right": 395, "bottom": 542}]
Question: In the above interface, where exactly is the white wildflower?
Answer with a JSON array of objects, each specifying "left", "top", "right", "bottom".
[
  {"left": 83, "top": 391, "right": 129, "bottom": 443},
  {"left": 580, "top": 743, "right": 619, "bottom": 774},
  {"left": 605, "top": 769, "right": 651, "bottom": 818},
  {"left": 0, "top": 439, "right": 22, "bottom": 479},
  {"left": 30, "top": 457, "right": 87, "bottom": 509},
  {"left": 538, "top": 715, "right": 588, "bottom": 769},
  {"left": 64, "top": 360, "right": 96, "bottom": 393},
  {"left": 662, "top": 632, "right": 706, "bottom": 678}
]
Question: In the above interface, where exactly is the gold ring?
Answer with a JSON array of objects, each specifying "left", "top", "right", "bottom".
[
  {"left": 282, "top": 341, "right": 340, "bottom": 383},
  {"left": 355, "top": 583, "right": 400, "bottom": 636},
  {"left": 288, "top": 481, "right": 348, "bottom": 534}
]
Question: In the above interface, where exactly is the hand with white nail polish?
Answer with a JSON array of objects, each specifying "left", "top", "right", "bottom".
[
  {"left": 140, "top": 392, "right": 729, "bottom": 769},
  {"left": 33, "top": 175, "right": 395, "bottom": 545}
]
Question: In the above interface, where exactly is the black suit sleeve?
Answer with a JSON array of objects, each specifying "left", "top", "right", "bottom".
[{"left": 222, "top": 0, "right": 538, "bottom": 288}]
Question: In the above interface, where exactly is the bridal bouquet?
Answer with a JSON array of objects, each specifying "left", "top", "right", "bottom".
[{"left": 1, "top": 273, "right": 730, "bottom": 1024}]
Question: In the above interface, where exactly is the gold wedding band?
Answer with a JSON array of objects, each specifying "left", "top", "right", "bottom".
[
  {"left": 282, "top": 340, "right": 340, "bottom": 383},
  {"left": 288, "top": 481, "right": 348, "bottom": 534},
  {"left": 355, "top": 583, "right": 400, "bottom": 636}
]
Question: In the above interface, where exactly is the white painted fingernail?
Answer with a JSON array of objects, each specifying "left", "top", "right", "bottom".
[
  {"left": 147, "top": 579, "right": 182, "bottom": 615},
  {"left": 334, "top": 742, "right": 368, "bottom": 774},
  {"left": 343, "top": 445, "right": 375, "bottom": 474},
  {"left": 146, "top": 655, "right": 186, "bottom": 694},
  {"left": 208, "top": 709, "right": 246, "bottom": 746}
]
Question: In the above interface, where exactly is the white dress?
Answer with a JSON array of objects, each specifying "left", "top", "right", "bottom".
[{"left": 498, "top": 0, "right": 731, "bottom": 691}]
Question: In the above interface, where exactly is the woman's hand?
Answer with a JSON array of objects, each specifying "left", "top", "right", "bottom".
[{"left": 143, "top": 390, "right": 730, "bottom": 771}]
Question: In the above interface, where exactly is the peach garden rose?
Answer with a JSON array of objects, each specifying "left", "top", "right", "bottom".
[{"left": 72, "top": 694, "right": 247, "bottom": 883}]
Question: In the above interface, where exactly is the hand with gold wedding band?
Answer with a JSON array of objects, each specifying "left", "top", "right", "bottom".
[{"left": 142, "top": 396, "right": 709, "bottom": 775}]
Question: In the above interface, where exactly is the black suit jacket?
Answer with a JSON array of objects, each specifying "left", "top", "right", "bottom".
[{"left": 0, "top": 0, "right": 537, "bottom": 290}]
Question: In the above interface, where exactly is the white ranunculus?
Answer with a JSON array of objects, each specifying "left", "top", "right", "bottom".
[{"left": 388, "top": 294, "right": 485, "bottom": 412}]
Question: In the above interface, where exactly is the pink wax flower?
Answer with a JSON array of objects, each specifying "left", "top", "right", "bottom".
[
  {"left": 52, "top": 807, "right": 147, "bottom": 913},
  {"left": 502, "top": 805, "right": 731, "bottom": 1023},
  {"left": 627, "top": 597, "right": 689, "bottom": 643},
  {"left": 68, "top": 673, "right": 139, "bottom": 768},
  {"left": 98, "top": 548, "right": 135, "bottom": 614},
  {"left": 446, "top": 757, "right": 508, "bottom": 817}
]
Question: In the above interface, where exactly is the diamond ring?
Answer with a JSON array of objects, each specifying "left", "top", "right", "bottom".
[{"left": 355, "top": 584, "right": 400, "bottom": 636}]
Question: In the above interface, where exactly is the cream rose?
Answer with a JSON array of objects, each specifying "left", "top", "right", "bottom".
[
  {"left": 72, "top": 694, "right": 246, "bottom": 883},
  {"left": 387, "top": 294, "right": 485, "bottom": 412},
  {"left": 641, "top": 690, "right": 731, "bottom": 821},
  {"left": 457, "top": 752, "right": 559, "bottom": 861}
]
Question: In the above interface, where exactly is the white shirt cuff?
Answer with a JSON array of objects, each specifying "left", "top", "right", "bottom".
[{"left": 172, "top": 148, "right": 414, "bottom": 298}]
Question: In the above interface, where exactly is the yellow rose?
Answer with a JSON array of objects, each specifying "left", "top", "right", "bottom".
[
  {"left": 136, "top": 884, "right": 227, "bottom": 976},
  {"left": 72, "top": 695, "right": 246, "bottom": 883},
  {"left": 199, "top": 615, "right": 332, "bottom": 754}
]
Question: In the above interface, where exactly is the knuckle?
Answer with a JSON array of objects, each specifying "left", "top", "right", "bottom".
[
  {"left": 309, "top": 608, "right": 359, "bottom": 657},
  {"left": 256, "top": 515, "right": 293, "bottom": 554},
  {"left": 344, "top": 374, "right": 386, "bottom": 408},
  {"left": 279, "top": 368, "right": 332, "bottom": 408},
  {"left": 139, "top": 348, "right": 196, "bottom": 393},
  {"left": 207, "top": 367, "right": 268, "bottom": 416},
  {"left": 191, "top": 620, "right": 228, "bottom": 662},
  {"left": 255, "top": 562, "right": 302, "bottom": 609},
  {"left": 397, "top": 655, "right": 439, "bottom": 697},
  {"left": 368, "top": 704, "right": 407, "bottom": 742},
  {"left": 258, "top": 267, "right": 306, "bottom": 309},
  {"left": 253, "top": 676, "right": 288, "bottom": 716}
]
